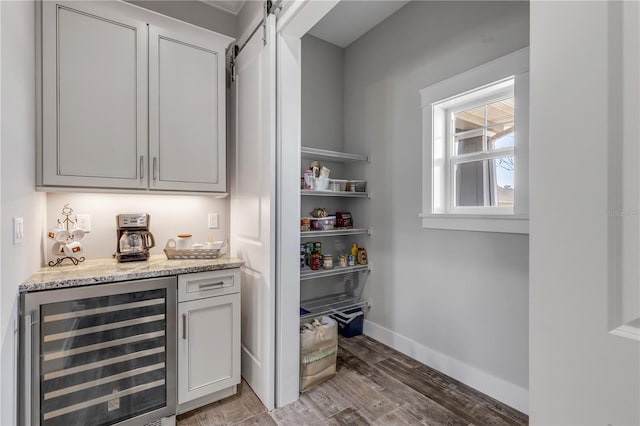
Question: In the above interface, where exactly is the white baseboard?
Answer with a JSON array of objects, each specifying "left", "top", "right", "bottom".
[{"left": 363, "top": 320, "right": 529, "bottom": 415}]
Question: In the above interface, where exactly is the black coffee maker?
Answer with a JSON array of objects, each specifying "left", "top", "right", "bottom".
[{"left": 116, "top": 213, "right": 156, "bottom": 262}]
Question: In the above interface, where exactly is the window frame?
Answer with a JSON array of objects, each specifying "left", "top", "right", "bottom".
[
  {"left": 420, "top": 48, "right": 529, "bottom": 234},
  {"left": 446, "top": 82, "right": 515, "bottom": 214}
]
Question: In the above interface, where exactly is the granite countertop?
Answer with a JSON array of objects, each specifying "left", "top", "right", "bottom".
[{"left": 20, "top": 255, "right": 244, "bottom": 292}]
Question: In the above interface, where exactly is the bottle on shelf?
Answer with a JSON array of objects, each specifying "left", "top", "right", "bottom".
[
  {"left": 350, "top": 243, "right": 358, "bottom": 256},
  {"left": 357, "top": 247, "right": 368, "bottom": 265}
]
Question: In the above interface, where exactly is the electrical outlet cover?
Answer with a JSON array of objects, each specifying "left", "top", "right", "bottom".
[
  {"left": 76, "top": 214, "right": 91, "bottom": 233},
  {"left": 208, "top": 213, "right": 219, "bottom": 229}
]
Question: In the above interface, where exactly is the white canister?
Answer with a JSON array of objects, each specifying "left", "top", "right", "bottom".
[{"left": 176, "top": 234, "right": 192, "bottom": 249}]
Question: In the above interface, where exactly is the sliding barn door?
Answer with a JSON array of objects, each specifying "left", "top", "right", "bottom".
[{"left": 230, "top": 14, "right": 276, "bottom": 410}]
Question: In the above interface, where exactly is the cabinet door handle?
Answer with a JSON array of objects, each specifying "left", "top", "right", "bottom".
[
  {"left": 139, "top": 155, "right": 144, "bottom": 179},
  {"left": 182, "top": 314, "right": 187, "bottom": 340},
  {"left": 153, "top": 157, "right": 158, "bottom": 181},
  {"left": 198, "top": 281, "right": 224, "bottom": 290}
]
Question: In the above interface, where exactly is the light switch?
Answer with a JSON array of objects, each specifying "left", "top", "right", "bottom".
[
  {"left": 208, "top": 213, "right": 219, "bottom": 229},
  {"left": 13, "top": 217, "right": 24, "bottom": 244}
]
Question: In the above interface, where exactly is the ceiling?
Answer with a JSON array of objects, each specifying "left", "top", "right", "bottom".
[
  {"left": 199, "top": 0, "right": 409, "bottom": 46},
  {"left": 200, "top": 0, "right": 245, "bottom": 15},
  {"left": 308, "top": 0, "right": 409, "bottom": 48}
]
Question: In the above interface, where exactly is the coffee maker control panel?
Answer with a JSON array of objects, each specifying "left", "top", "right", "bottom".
[{"left": 118, "top": 213, "right": 149, "bottom": 228}]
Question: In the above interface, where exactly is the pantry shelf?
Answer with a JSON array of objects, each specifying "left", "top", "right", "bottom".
[
  {"left": 300, "top": 228, "right": 370, "bottom": 238},
  {"left": 300, "top": 265, "right": 369, "bottom": 281},
  {"left": 301, "top": 147, "right": 368, "bottom": 163},
  {"left": 300, "top": 293, "right": 371, "bottom": 321},
  {"left": 301, "top": 190, "right": 369, "bottom": 198}
]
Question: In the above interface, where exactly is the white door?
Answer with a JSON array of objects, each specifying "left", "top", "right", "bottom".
[
  {"left": 230, "top": 15, "right": 276, "bottom": 410},
  {"left": 148, "top": 18, "right": 232, "bottom": 192}
]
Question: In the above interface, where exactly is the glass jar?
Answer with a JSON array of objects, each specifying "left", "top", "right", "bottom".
[
  {"left": 322, "top": 254, "right": 333, "bottom": 270},
  {"left": 310, "top": 251, "right": 322, "bottom": 270}
]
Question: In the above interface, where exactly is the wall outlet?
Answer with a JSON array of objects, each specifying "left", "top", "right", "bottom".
[
  {"left": 208, "top": 213, "right": 219, "bottom": 229},
  {"left": 76, "top": 214, "right": 91, "bottom": 233},
  {"left": 13, "top": 217, "right": 24, "bottom": 244}
]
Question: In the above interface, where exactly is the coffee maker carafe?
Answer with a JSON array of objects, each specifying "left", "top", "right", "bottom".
[{"left": 116, "top": 213, "right": 156, "bottom": 262}]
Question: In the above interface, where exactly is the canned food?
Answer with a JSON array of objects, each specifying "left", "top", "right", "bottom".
[
  {"left": 305, "top": 242, "right": 314, "bottom": 265},
  {"left": 347, "top": 254, "right": 355, "bottom": 267},
  {"left": 338, "top": 255, "right": 347, "bottom": 268}
]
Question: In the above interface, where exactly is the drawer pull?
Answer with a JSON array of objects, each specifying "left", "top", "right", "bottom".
[{"left": 198, "top": 281, "right": 225, "bottom": 290}]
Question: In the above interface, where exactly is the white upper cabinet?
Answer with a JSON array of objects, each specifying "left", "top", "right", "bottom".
[
  {"left": 38, "top": 1, "right": 233, "bottom": 193},
  {"left": 149, "top": 18, "right": 229, "bottom": 192},
  {"left": 40, "top": 1, "right": 149, "bottom": 189}
]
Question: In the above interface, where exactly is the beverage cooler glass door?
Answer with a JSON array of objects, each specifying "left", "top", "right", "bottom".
[{"left": 20, "top": 276, "right": 177, "bottom": 426}]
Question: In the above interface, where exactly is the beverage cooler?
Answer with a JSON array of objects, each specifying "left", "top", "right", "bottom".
[{"left": 20, "top": 277, "right": 177, "bottom": 426}]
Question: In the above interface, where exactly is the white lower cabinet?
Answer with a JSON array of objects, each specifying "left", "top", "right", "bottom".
[{"left": 177, "top": 269, "right": 240, "bottom": 412}]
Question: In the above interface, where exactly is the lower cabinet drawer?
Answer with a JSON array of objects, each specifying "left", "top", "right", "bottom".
[{"left": 178, "top": 269, "right": 239, "bottom": 302}]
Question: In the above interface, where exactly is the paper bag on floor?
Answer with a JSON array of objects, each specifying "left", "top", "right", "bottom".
[{"left": 300, "top": 316, "right": 338, "bottom": 392}]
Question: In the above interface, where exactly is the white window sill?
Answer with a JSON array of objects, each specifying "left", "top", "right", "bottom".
[
  {"left": 419, "top": 213, "right": 529, "bottom": 234},
  {"left": 609, "top": 324, "right": 640, "bottom": 342}
]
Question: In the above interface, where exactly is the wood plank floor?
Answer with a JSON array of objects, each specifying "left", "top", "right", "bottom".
[{"left": 177, "top": 335, "right": 528, "bottom": 426}]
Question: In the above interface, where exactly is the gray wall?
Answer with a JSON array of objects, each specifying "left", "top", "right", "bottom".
[
  {"left": 530, "top": 1, "right": 640, "bottom": 424},
  {"left": 1, "top": 2, "right": 48, "bottom": 424},
  {"left": 129, "top": 0, "right": 237, "bottom": 38},
  {"left": 342, "top": 0, "right": 530, "bottom": 401},
  {"left": 301, "top": 35, "right": 345, "bottom": 152}
]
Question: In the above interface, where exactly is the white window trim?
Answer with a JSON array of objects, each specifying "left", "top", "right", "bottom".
[{"left": 420, "top": 48, "right": 529, "bottom": 234}]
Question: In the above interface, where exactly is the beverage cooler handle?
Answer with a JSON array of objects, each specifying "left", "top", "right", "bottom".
[{"left": 24, "top": 314, "right": 32, "bottom": 426}]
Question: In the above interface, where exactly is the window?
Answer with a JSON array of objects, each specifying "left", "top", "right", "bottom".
[
  {"left": 447, "top": 80, "right": 515, "bottom": 211},
  {"left": 420, "top": 48, "right": 529, "bottom": 233}
]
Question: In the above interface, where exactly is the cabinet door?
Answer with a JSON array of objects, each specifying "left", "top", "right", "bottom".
[
  {"left": 177, "top": 293, "right": 240, "bottom": 404},
  {"left": 148, "top": 19, "right": 232, "bottom": 192},
  {"left": 40, "top": 1, "right": 148, "bottom": 189}
]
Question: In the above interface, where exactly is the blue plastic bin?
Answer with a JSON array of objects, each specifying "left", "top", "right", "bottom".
[{"left": 330, "top": 307, "right": 364, "bottom": 337}]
